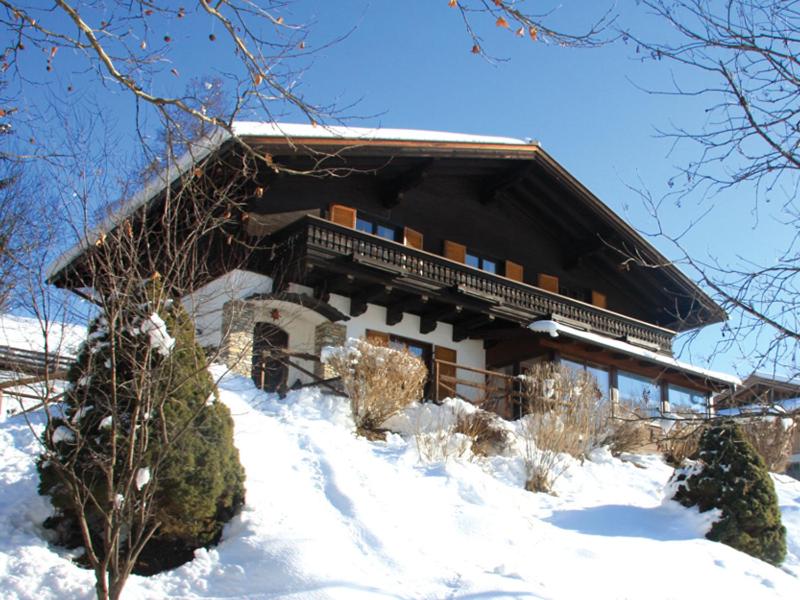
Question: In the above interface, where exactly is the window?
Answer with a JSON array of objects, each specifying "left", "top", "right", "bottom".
[
  {"left": 356, "top": 215, "right": 397, "bottom": 241},
  {"left": 466, "top": 251, "right": 498, "bottom": 274},
  {"left": 561, "top": 358, "right": 610, "bottom": 400},
  {"left": 668, "top": 384, "right": 707, "bottom": 414},
  {"left": 618, "top": 370, "right": 661, "bottom": 415}
]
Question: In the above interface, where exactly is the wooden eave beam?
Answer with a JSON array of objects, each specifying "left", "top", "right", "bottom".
[
  {"left": 480, "top": 162, "right": 535, "bottom": 204},
  {"left": 380, "top": 159, "right": 436, "bottom": 208},
  {"left": 453, "top": 314, "right": 496, "bottom": 342},
  {"left": 350, "top": 284, "right": 393, "bottom": 317},
  {"left": 420, "top": 304, "right": 463, "bottom": 334},
  {"left": 385, "top": 294, "right": 428, "bottom": 326}
]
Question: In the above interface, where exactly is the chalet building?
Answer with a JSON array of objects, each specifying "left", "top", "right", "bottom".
[{"left": 48, "top": 122, "right": 740, "bottom": 418}]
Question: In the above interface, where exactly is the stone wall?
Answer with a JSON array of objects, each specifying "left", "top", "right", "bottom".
[{"left": 314, "top": 322, "right": 346, "bottom": 378}]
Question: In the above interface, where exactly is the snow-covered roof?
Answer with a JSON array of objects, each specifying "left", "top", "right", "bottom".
[
  {"left": 0, "top": 314, "right": 86, "bottom": 357},
  {"left": 230, "top": 121, "right": 534, "bottom": 146},
  {"left": 46, "top": 122, "right": 535, "bottom": 282},
  {"left": 528, "top": 320, "right": 741, "bottom": 386}
]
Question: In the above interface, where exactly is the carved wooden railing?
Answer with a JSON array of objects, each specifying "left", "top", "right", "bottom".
[{"left": 273, "top": 216, "right": 675, "bottom": 353}]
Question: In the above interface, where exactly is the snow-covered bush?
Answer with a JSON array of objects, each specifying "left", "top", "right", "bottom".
[
  {"left": 454, "top": 408, "right": 510, "bottom": 457},
  {"left": 518, "top": 362, "right": 607, "bottom": 493},
  {"left": 38, "top": 283, "right": 245, "bottom": 578},
  {"left": 669, "top": 421, "right": 786, "bottom": 565},
  {"left": 323, "top": 338, "right": 427, "bottom": 438}
]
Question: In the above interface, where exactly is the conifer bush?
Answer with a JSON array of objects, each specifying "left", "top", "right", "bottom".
[
  {"left": 38, "top": 285, "right": 245, "bottom": 575},
  {"left": 670, "top": 421, "right": 786, "bottom": 565}
]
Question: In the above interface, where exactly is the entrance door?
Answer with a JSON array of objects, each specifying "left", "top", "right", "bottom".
[{"left": 252, "top": 323, "right": 289, "bottom": 393}]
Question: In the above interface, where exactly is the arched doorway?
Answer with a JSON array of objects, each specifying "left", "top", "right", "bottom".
[{"left": 251, "top": 323, "right": 289, "bottom": 393}]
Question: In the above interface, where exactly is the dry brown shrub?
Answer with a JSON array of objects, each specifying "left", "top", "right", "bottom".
[
  {"left": 740, "top": 416, "right": 797, "bottom": 472},
  {"left": 603, "top": 401, "right": 651, "bottom": 456},
  {"left": 657, "top": 421, "right": 703, "bottom": 466},
  {"left": 324, "top": 338, "right": 427, "bottom": 438},
  {"left": 454, "top": 409, "right": 510, "bottom": 457},
  {"left": 518, "top": 362, "right": 606, "bottom": 493}
]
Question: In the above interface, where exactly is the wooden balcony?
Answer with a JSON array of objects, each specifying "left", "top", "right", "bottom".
[{"left": 268, "top": 216, "right": 675, "bottom": 353}]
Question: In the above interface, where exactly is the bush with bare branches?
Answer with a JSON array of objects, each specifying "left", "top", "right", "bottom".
[
  {"left": 518, "top": 362, "right": 606, "bottom": 493},
  {"left": 657, "top": 421, "right": 703, "bottom": 467},
  {"left": 323, "top": 338, "right": 427, "bottom": 439},
  {"left": 740, "top": 416, "right": 797, "bottom": 473},
  {"left": 454, "top": 409, "right": 510, "bottom": 457}
]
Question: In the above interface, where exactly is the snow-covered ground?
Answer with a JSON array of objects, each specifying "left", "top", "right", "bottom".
[{"left": 2, "top": 367, "right": 800, "bottom": 599}]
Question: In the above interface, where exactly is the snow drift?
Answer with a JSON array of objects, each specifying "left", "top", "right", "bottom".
[{"left": 2, "top": 366, "right": 800, "bottom": 599}]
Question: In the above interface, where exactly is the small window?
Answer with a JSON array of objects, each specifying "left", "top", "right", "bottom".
[
  {"left": 465, "top": 251, "right": 499, "bottom": 274},
  {"left": 356, "top": 217, "right": 373, "bottom": 233},
  {"left": 376, "top": 224, "right": 397, "bottom": 241},
  {"left": 355, "top": 215, "right": 397, "bottom": 241}
]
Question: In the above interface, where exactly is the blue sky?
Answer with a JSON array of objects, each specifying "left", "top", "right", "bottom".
[{"left": 12, "top": 1, "right": 790, "bottom": 376}]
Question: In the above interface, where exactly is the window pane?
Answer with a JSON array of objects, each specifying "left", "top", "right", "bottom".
[
  {"left": 356, "top": 217, "right": 373, "bottom": 233},
  {"left": 587, "top": 365, "right": 610, "bottom": 400},
  {"left": 376, "top": 224, "right": 396, "bottom": 240},
  {"left": 561, "top": 358, "right": 584, "bottom": 376},
  {"left": 668, "top": 384, "right": 706, "bottom": 413},
  {"left": 465, "top": 253, "right": 480, "bottom": 268},
  {"left": 407, "top": 344, "right": 425, "bottom": 358},
  {"left": 482, "top": 259, "right": 497, "bottom": 274},
  {"left": 618, "top": 371, "right": 661, "bottom": 413}
]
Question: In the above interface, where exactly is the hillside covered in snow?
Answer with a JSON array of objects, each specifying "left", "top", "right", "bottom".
[{"left": 2, "top": 366, "right": 800, "bottom": 599}]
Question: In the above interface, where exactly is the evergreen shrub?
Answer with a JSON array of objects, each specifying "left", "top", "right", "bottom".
[
  {"left": 38, "top": 287, "right": 245, "bottom": 574},
  {"left": 670, "top": 420, "right": 786, "bottom": 565}
]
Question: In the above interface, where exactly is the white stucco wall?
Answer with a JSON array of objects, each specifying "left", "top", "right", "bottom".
[
  {"left": 327, "top": 294, "right": 486, "bottom": 401},
  {"left": 181, "top": 269, "right": 273, "bottom": 348}
]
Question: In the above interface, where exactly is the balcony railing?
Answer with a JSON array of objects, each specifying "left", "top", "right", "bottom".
[{"left": 273, "top": 216, "right": 675, "bottom": 353}]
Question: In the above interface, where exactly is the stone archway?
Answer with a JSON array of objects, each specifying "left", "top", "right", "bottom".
[{"left": 220, "top": 292, "right": 347, "bottom": 386}]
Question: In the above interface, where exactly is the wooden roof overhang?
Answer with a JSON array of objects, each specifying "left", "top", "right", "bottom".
[
  {"left": 47, "top": 127, "right": 726, "bottom": 338},
  {"left": 714, "top": 373, "right": 800, "bottom": 409},
  {"left": 236, "top": 136, "right": 725, "bottom": 333}
]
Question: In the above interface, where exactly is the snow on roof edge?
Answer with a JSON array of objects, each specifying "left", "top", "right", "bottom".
[
  {"left": 231, "top": 121, "right": 534, "bottom": 146},
  {"left": 528, "top": 320, "right": 741, "bottom": 386}
]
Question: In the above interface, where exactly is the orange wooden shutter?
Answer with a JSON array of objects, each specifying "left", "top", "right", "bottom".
[
  {"left": 444, "top": 240, "right": 466, "bottom": 263},
  {"left": 329, "top": 203, "right": 356, "bottom": 228},
  {"left": 591, "top": 290, "right": 607, "bottom": 309},
  {"left": 365, "top": 330, "right": 390, "bottom": 346},
  {"left": 537, "top": 273, "right": 559, "bottom": 294},
  {"left": 434, "top": 346, "right": 457, "bottom": 401},
  {"left": 403, "top": 226, "right": 424, "bottom": 250},
  {"left": 505, "top": 260, "right": 524, "bottom": 283}
]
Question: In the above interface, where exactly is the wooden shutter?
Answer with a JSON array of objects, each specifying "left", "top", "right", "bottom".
[
  {"left": 434, "top": 346, "right": 457, "bottom": 401},
  {"left": 329, "top": 203, "right": 356, "bottom": 228},
  {"left": 365, "top": 329, "right": 390, "bottom": 346},
  {"left": 505, "top": 260, "right": 524, "bottom": 283},
  {"left": 537, "top": 273, "right": 559, "bottom": 294},
  {"left": 444, "top": 240, "right": 466, "bottom": 263},
  {"left": 403, "top": 226, "right": 424, "bottom": 250},
  {"left": 591, "top": 290, "right": 607, "bottom": 309}
]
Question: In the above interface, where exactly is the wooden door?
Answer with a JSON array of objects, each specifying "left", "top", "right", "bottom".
[
  {"left": 252, "top": 323, "right": 289, "bottom": 393},
  {"left": 434, "top": 346, "right": 457, "bottom": 401}
]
